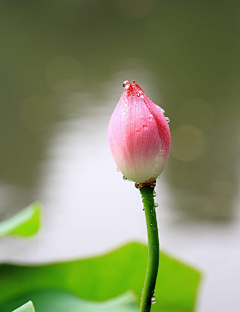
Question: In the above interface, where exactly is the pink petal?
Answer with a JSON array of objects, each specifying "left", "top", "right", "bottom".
[{"left": 108, "top": 80, "right": 171, "bottom": 183}]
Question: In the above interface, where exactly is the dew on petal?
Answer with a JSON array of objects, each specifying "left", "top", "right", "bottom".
[
  {"left": 165, "top": 116, "right": 170, "bottom": 123},
  {"left": 137, "top": 90, "right": 144, "bottom": 97},
  {"left": 123, "top": 80, "right": 129, "bottom": 87},
  {"left": 123, "top": 80, "right": 131, "bottom": 89}
]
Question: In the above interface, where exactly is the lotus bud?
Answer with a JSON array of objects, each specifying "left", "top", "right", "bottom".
[{"left": 108, "top": 80, "right": 171, "bottom": 183}]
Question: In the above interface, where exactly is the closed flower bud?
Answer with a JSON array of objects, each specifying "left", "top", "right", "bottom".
[{"left": 108, "top": 80, "right": 171, "bottom": 183}]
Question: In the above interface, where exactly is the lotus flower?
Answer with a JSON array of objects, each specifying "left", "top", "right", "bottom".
[{"left": 108, "top": 80, "right": 171, "bottom": 183}]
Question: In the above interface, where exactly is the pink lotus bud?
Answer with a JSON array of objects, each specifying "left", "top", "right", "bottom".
[{"left": 108, "top": 80, "right": 171, "bottom": 183}]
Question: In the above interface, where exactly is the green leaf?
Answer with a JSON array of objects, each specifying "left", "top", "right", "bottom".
[
  {"left": 0, "top": 242, "right": 201, "bottom": 312},
  {"left": 12, "top": 301, "right": 35, "bottom": 312},
  {"left": 0, "top": 202, "right": 41, "bottom": 238},
  {"left": 3, "top": 290, "right": 138, "bottom": 312}
]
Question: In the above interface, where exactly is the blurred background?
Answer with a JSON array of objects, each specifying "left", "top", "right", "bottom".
[{"left": 0, "top": 1, "right": 240, "bottom": 311}]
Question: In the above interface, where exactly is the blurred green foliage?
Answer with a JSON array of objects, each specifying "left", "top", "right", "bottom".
[
  {"left": 4, "top": 291, "right": 138, "bottom": 312},
  {"left": 12, "top": 301, "right": 35, "bottom": 312},
  {"left": 0, "top": 242, "right": 201, "bottom": 312},
  {"left": 0, "top": 203, "right": 41, "bottom": 238}
]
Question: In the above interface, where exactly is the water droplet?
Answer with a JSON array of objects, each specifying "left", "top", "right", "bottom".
[
  {"left": 135, "top": 183, "right": 139, "bottom": 188},
  {"left": 148, "top": 114, "right": 153, "bottom": 121},
  {"left": 160, "top": 108, "right": 165, "bottom": 114},
  {"left": 151, "top": 296, "right": 157, "bottom": 304},
  {"left": 154, "top": 202, "right": 158, "bottom": 208},
  {"left": 165, "top": 117, "right": 170, "bottom": 123},
  {"left": 123, "top": 176, "right": 129, "bottom": 181},
  {"left": 123, "top": 80, "right": 130, "bottom": 88},
  {"left": 137, "top": 91, "right": 144, "bottom": 97},
  {"left": 117, "top": 167, "right": 121, "bottom": 172},
  {"left": 159, "top": 149, "right": 165, "bottom": 155},
  {"left": 143, "top": 123, "right": 147, "bottom": 128},
  {"left": 122, "top": 111, "right": 126, "bottom": 115},
  {"left": 153, "top": 191, "right": 156, "bottom": 197}
]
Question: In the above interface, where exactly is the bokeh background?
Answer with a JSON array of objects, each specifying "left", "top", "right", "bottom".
[{"left": 1, "top": 1, "right": 240, "bottom": 311}]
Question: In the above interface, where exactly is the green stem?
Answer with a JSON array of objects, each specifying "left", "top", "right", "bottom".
[{"left": 139, "top": 186, "right": 159, "bottom": 312}]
